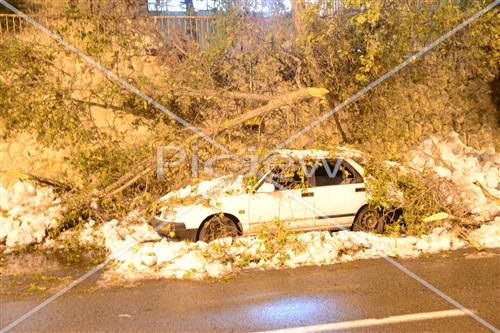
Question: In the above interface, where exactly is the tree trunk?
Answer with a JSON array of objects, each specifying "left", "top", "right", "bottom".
[
  {"left": 177, "top": 89, "right": 273, "bottom": 103},
  {"left": 185, "top": 0, "right": 195, "bottom": 15},
  {"left": 184, "top": 0, "right": 196, "bottom": 39},
  {"left": 291, "top": 0, "right": 305, "bottom": 34},
  {"left": 155, "top": 0, "right": 162, "bottom": 11}
]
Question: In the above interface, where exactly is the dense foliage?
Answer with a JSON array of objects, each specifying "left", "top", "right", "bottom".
[{"left": 0, "top": 0, "right": 498, "bottom": 232}]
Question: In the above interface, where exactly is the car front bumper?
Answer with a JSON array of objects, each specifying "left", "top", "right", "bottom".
[{"left": 150, "top": 217, "right": 197, "bottom": 241}]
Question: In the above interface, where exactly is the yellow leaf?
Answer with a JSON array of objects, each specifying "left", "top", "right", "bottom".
[
  {"left": 306, "top": 87, "right": 329, "bottom": 99},
  {"left": 355, "top": 73, "right": 368, "bottom": 82},
  {"left": 5, "top": 170, "right": 29, "bottom": 180},
  {"left": 422, "top": 212, "right": 449, "bottom": 222},
  {"left": 244, "top": 118, "right": 261, "bottom": 126}
]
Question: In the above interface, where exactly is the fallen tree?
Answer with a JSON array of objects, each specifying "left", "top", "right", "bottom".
[
  {"left": 101, "top": 87, "right": 328, "bottom": 198},
  {"left": 177, "top": 89, "right": 273, "bottom": 102}
]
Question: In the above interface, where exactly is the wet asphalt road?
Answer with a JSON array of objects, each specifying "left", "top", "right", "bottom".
[{"left": 1, "top": 248, "right": 499, "bottom": 332}]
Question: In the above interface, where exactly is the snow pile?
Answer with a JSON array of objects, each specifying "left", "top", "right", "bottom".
[
  {"left": 410, "top": 132, "right": 499, "bottom": 221},
  {"left": 469, "top": 219, "right": 500, "bottom": 248},
  {"left": 276, "top": 147, "right": 362, "bottom": 160},
  {"left": 99, "top": 218, "right": 498, "bottom": 282},
  {"left": 77, "top": 219, "right": 102, "bottom": 246},
  {"left": 2, "top": 133, "right": 497, "bottom": 282},
  {"left": 276, "top": 149, "right": 330, "bottom": 160},
  {"left": 0, "top": 181, "right": 62, "bottom": 250}
]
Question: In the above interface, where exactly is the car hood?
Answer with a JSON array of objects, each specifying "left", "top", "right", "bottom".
[{"left": 159, "top": 174, "right": 246, "bottom": 202}]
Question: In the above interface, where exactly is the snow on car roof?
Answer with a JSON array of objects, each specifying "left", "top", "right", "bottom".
[
  {"left": 275, "top": 147, "right": 363, "bottom": 160},
  {"left": 158, "top": 147, "right": 365, "bottom": 204},
  {"left": 275, "top": 149, "right": 329, "bottom": 159}
]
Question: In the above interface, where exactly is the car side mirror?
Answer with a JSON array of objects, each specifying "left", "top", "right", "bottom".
[{"left": 257, "top": 182, "right": 275, "bottom": 193}]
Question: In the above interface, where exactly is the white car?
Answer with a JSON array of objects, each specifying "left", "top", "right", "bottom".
[{"left": 151, "top": 155, "right": 385, "bottom": 242}]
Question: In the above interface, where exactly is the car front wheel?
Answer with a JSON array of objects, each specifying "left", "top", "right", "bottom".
[
  {"left": 352, "top": 206, "right": 385, "bottom": 233},
  {"left": 198, "top": 215, "right": 240, "bottom": 243}
]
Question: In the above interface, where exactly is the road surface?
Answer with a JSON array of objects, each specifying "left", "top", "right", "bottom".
[{"left": 1, "top": 248, "right": 499, "bottom": 332}]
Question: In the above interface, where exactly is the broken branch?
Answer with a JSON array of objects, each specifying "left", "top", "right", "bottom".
[
  {"left": 100, "top": 87, "right": 327, "bottom": 197},
  {"left": 178, "top": 89, "right": 273, "bottom": 102}
]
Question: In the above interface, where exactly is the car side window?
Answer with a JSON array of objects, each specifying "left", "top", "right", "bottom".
[
  {"left": 313, "top": 159, "right": 362, "bottom": 187},
  {"left": 270, "top": 168, "right": 311, "bottom": 190}
]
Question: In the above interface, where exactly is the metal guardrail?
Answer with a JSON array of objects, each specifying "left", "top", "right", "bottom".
[
  {"left": 0, "top": 13, "right": 26, "bottom": 35},
  {"left": 0, "top": 13, "right": 216, "bottom": 42},
  {"left": 150, "top": 15, "right": 216, "bottom": 44}
]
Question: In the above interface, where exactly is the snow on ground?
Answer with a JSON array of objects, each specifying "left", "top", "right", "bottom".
[
  {"left": 90, "top": 216, "right": 498, "bottom": 282},
  {"left": 1, "top": 132, "right": 498, "bottom": 282},
  {"left": 0, "top": 181, "right": 62, "bottom": 250},
  {"left": 96, "top": 132, "right": 499, "bottom": 281},
  {"left": 469, "top": 220, "right": 500, "bottom": 248}
]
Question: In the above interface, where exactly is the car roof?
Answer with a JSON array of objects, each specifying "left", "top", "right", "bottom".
[
  {"left": 275, "top": 147, "right": 362, "bottom": 160},
  {"left": 269, "top": 148, "right": 365, "bottom": 175}
]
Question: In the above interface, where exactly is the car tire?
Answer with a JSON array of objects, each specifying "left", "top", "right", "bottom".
[
  {"left": 352, "top": 206, "right": 385, "bottom": 233},
  {"left": 198, "top": 215, "right": 240, "bottom": 243}
]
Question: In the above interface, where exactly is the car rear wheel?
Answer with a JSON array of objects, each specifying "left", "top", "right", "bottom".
[
  {"left": 198, "top": 215, "right": 240, "bottom": 243},
  {"left": 352, "top": 206, "right": 385, "bottom": 233}
]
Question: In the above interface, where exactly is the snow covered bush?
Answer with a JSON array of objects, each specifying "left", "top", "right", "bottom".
[
  {"left": 364, "top": 132, "right": 499, "bottom": 234},
  {"left": 409, "top": 132, "right": 499, "bottom": 222},
  {"left": 364, "top": 160, "right": 464, "bottom": 235}
]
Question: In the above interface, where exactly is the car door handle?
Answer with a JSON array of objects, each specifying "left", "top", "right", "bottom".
[
  {"left": 355, "top": 187, "right": 366, "bottom": 192},
  {"left": 301, "top": 192, "right": 314, "bottom": 197}
]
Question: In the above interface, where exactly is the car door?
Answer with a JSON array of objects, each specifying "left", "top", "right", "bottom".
[
  {"left": 309, "top": 159, "right": 367, "bottom": 229},
  {"left": 248, "top": 168, "right": 316, "bottom": 232}
]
